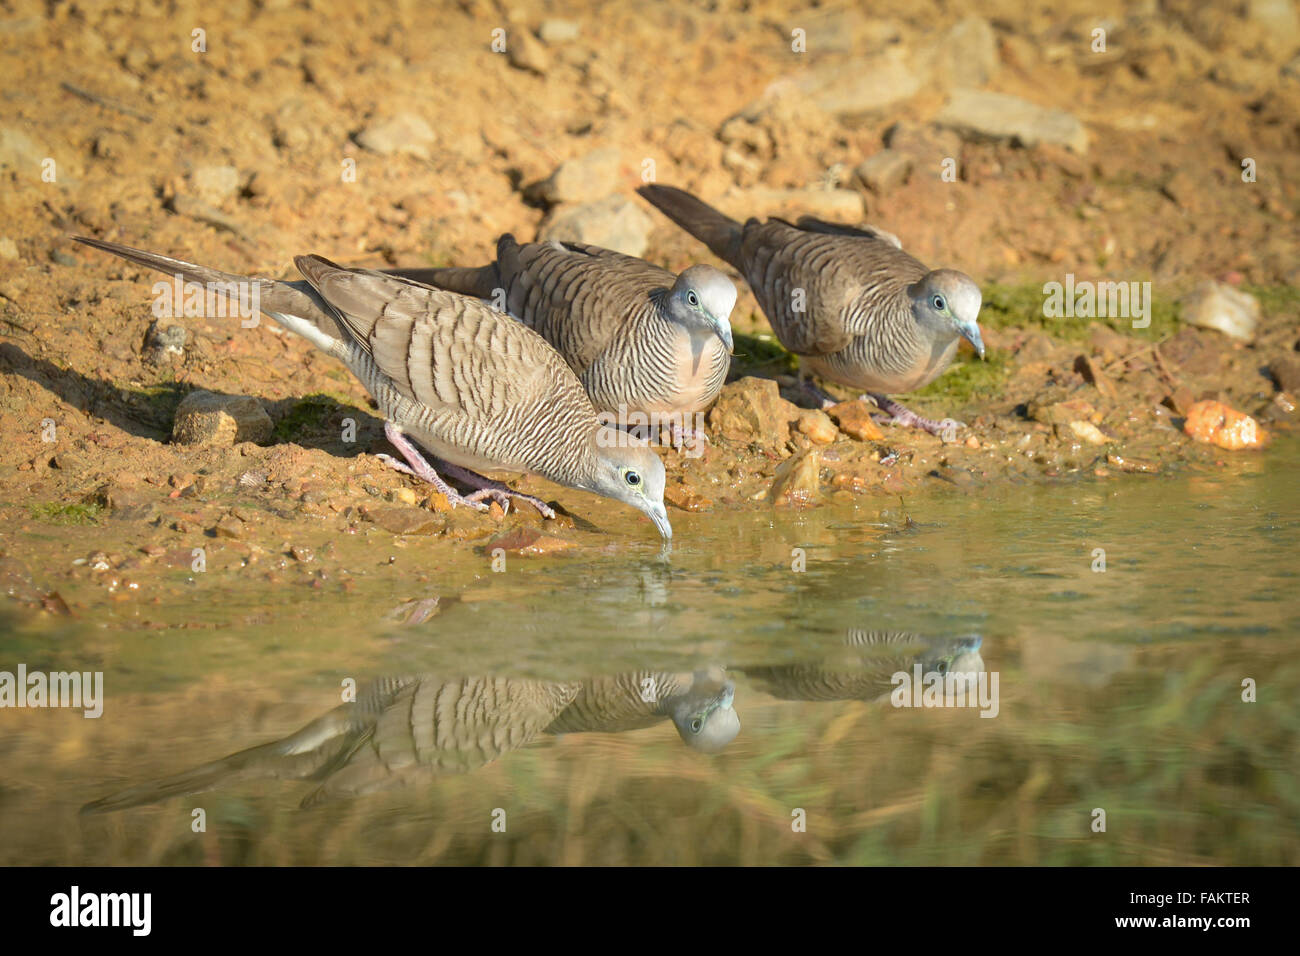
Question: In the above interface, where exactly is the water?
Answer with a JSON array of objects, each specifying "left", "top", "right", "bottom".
[{"left": 2, "top": 444, "right": 1297, "bottom": 865}]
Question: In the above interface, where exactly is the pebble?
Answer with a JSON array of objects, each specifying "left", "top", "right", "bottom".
[
  {"left": 355, "top": 113, "right": 438, "bottom": 159},
  {"left": 1183, "top": 400, "right": 1268, "bottom": 450},
  {"left": 539, "top": 195, "right": 653, "bottom": 257},
  {"left": 172, "top": 390, "right": 272, "bottom": 446},
  {"left": 1180, "top": 281, "right": 1259, "bottom": 343}
]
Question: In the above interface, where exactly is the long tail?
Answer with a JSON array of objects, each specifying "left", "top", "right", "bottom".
[
  {"left": 382, "top": 264, "right": 499, "bottom": 298},
  {"left": 636, "top": 184, "right": 744, "bottom": 270},
  {"left": 72, "top": 236, "right": 350, "bottom": 354},
  {"left": 80, "top": 706, "right": 367, "bottom": 814}
]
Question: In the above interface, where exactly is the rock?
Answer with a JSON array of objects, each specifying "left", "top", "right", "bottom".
[
  {"left": 1180, "top": 281, "right": 1259, "bottom": 343},
  {"left": 883, "top": 122, "right": 964, "bottom": 164},
  {"left": 1028, "top": 397, "right": 1100, "bottom": 427},
  {"left": 1183, "top": 400, "right": 1269, "bottom": 450},
  {"left": 355, "top": 113, "right": 438, "bottom": 159},
  {"left": 708, "top": 377, "right": 798, "bottom": 448},
  {"left": 0, "top": 237, "right": 18, "bottom": 260},
  {"left": 664, "top": 484, "right": 712, "bottom": 512},
  {"left": 212, "top": 515, "right": 245, "bottom": 540},
  {"left": 795, "top": 47, "right": 926, "bottom": 116},
  {"left": 794, "top": 408, "right": 838, "bottom": 444},
  {"left": 938, "top": 16, "right": 998, "bottom": 89},
  {"left": 854, "top": 150, "right": 912, "bottom": 194},
  {"left": 935, "top": 90, "right": 1089, "bottom": 154},
  {"left": 142, "top": 320, "right": 187, "bottom": 365},
  {"left": 1066, "top": 421, "right": 1111, "bottom": 445},
  {"left": 827, "top": 400, "right": 885, "bottom": 441},
  {"left": 528, "top": 146, "right": 621, "bottom": 205},
  {"left": 738, "top": 186, "right": 864, "bottom": 221},
  {"left": 538, "top": 19, "right": 580, "bottom": 44},
  {"left": 485, "top": 527, "right": 575, "bottom": 555},
  {"left": 539, "top": 195, "right": 653, "bottom": 257},
  {"left": 1267, "top": 357, "right": 1300, "bottom": 393},
  {"left": 1073, "top": 354, "right": 1118, "bottom": 399},
  {"left": 289, "top": 545, "right": 314, "bottom": 562},
  {"left": 365, "top": 506, "right": 445, "bottom": 536},
  {"left": 1106, "top": 452, "right": 1160, "bottom": 474},
  {"left": 191, "top": 164, "right": 240, "bottom": 204},
  {"left": 386, "top": 486, "right": 419, "bottom": 506},
  {"left": 769, "top": 448, "right": 821, "bottom": 507},
  {"left": 507, "top": 27, "right": 550, "bottom": 74},
  {"left": 172, "top": 390, "right": 273, "bottom": 446}
]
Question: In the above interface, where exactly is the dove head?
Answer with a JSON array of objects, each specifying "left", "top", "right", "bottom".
[
  {"left": 590, "top": 430, "right": 672, "bottom": 539},
  {"left": 915, "top": 634, "right": 985, "bottom": 679},
  {"left": 910, "top": 269, "right": 984, "bottom": 359},
  {"left": 667, "top": 265, "right": 736, "bottom": 354},
  {"left": 664, "top": 674, "right": 740, "bottom": 753}
]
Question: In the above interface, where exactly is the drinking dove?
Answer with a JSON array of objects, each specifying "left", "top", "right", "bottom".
[
  {"left": 81, "top": 668, "right": 738, "bottom": 811},
  {"left": 637, "top": 184, "right": 985, "bottom": 435},
  {"left": 73, "top": 237, "right": 672, "bottom": 538},
  {"left": 388, "top": 235, "right": 736, "bottom": 446}
]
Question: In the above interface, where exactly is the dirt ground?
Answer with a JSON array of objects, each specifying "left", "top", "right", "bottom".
[{"left": 0, "top": 0, "right": 1297, "bottom": 608}]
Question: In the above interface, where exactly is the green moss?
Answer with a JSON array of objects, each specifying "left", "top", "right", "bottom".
[
  {"left": 272, "top": 393, "right": 349, "bottom": 443},
  {"left": 30, "top": 502, "right": 105, "bottom": 525},
  {"left": 912, "top": 348, "right": 1013, "bottom": 404},
  {"left": 731, "top": 330, "right": 799, "bottom": 379},
  {"left": 978, "top": 281, "right": 1179, "bottom": 343},
  {"left": 1245, "top": 284, "right": 1300, "bottom": 318}
]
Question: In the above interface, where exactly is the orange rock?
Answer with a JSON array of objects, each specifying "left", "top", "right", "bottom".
[
  {"left": 1183, "top": 400, "right": 1268, "bottom": 451},
  {"left": 827, "top": 400, "right": 885, "bottom": 441}
]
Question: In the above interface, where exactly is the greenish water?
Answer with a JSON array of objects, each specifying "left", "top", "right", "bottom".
[{"left": 2, "top": 443, "right": 1297, "bottom": 865}]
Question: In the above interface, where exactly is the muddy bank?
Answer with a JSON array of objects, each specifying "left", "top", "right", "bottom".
[{"left": 1, "top": 0, "right": 1298, "bottom": 618}]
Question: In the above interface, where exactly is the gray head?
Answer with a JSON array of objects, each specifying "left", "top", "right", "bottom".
[
  {"left": 663, "top": 674, "right": 740, "bottom": 753},
  {"left": 666, "top": 264, "right": 736, "bottom": 353},
  {"left": 914, "top": 634, "right": 985, "bottom": 678},
  {"left": 590, "top": 429, "right": 672, "bottom": 539},
  {"left": 909, "top": 269, "right": 984, "bottom": 359}
]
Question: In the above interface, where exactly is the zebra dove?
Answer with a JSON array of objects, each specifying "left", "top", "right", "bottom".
[
  {"left": 388, "top": 235, "right": 736, "bottom": 445},
  {"left": 73, "top": 237, "right": 672, "bottom": 538},
  {"left": 637, "top": 184, "right": 985, "bottom": 435},
  {"left": 81, "top": 668, "right": 738, "bottom": 811}
]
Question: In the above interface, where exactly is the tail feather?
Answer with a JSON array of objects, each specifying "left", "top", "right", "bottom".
[
  {"left": 636, "top": 184, "right": 744, "bottom": 269},
  {"left": 72, "top": 236, "right": 350, "bottom": 350},
  {"left": 381, "top": 264, "right": 499, "bottom": 299}
]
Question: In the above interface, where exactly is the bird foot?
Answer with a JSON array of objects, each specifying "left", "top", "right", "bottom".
[
  {"left": 800, "top": 380, "right": 840, "bottom": 410},
  {"left": 664, "top": 423, "right": 708, "bottom": 456},
  {"left": 865, "top": 394, "right": 965, "bottom": 439},
  {"left": 437, "top": 461, "right": 557, "bottom": 519},
  {"left": 374, "top": 453, "right": 489, "bottom": 512}
]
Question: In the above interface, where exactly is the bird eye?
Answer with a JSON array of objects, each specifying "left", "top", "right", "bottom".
[
  {"left": 687, "top": 291, "right": 699, "bottom": 307},
  {"left": 935, "top": 659, "right": 950, "bottom": 676},
  {"left": 690, "top": 719, "right": 703, "bottom": 733},
  {"left": 624, "top": 470, "right": 641, "bottom": 486},
  {"left": 932, "top": 294, "right": 946, "bottom": 312}
]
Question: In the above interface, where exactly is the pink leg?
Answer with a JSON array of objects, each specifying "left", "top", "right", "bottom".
[
  {"left": 436, "top": 461, "right": 557, "bottom": 519},
  {"left": 867, "top": 393, "right": 964, "bottom": 437},
  {"left": 376, "top": 423, "right": 488, "bottom": 512}
]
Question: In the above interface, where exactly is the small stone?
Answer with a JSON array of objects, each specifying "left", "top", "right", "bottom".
[
  {"left": 1106, "top": 452, "right": 1160, "bottom": 474},
  {"left": 1180, "top": 281, "right": 1259, "bottom": 343},
  {"left": 1183, "top": 400, "right": 1269, "bottom": 451},
  {"left": 387, "top": 486, "right": 419, "bottom": 506},
  {"left": 528, "top": 147, "right": 621, "bottom": 205},
  {"left": 939, "top": 16, "right": 997, "bottom": 89},
  {"left": 172, "top": 390, "right": 272, "bottom": 446},
  {"left": 366, "top": 506, "right": 445, "bottom": 536},
  {"left": 854, "top": 150, "right": 913, "bottom": 194},
  {"left": 935, "top": 90, "right": 1089, "bottom": 153},
  {"left": 506, "top": 27, "right": 550, "bottom": 75},
  {"left": 212, "top": 515, "right": 245, "bottom": 540},
  {"left": 191, "top": 164, "right": 240, "bottom": 204},
  {"left": 769, "top": 448, "right": 821, "bottom": 507},
  {"left": 1066, "top": 421, "right": 1111, "bottom": 445},
  {"left": 795, "top": 48, "right": 926, "bottom": 116},
  {"left": 828, "top": 400, "right": 885, "bottom": 441},
  {"left": 708, "top": 377, "right": 798, "bottom": 448},
  {"left": 355, "top": 113, "right": 438, "bottom": 159},
  {"left": 0, "top": 237, "right": 18, "bottom": 260},
  {"left": 143, "top": 320, "right": 187, "bottom": 365},
  {"left": 663, "top": 484, "right": 712, "bottom": 512},
  {"left": 1028, "top": 398, "right": 1099, "bottom": 427},
  {"left": 289, "top": 545, "right": 314, "bottom": 563},
  {"left": 795, "top": 408, "right": 838, "bottom": 444},
  {"left": 485, "top": 527, "right": 575, "bottom": 555},
  {"left": 1267, "top": 358, "right": 1300, "bottom": 393},
  {"left": 538, "top": 19, "right": 580, "bottom": 44},
  {"left": 740, "top": 186, "right": 865, "bottom": 221},
  {"left": 540, "top": 195, "right": 654, "bottom": 258}
]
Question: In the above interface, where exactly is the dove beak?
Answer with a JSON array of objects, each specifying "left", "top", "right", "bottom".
[
  {"left": 650, "top": 503, "right": 673, "bottom": 540},
  {"left": 960, "top": 322, "right": 986, "bottom": 360},
  {"left": 710, "top": 316, "right": 735, "bottom": 355}
]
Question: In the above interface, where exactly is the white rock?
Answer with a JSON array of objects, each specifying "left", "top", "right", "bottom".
[{"left": 1181, "top": 281, "right": 1260, "bottom": 343}]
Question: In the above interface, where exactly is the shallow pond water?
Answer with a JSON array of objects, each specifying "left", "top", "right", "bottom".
[{"left": 2, "top": 442, "right": 1297, "bottom": 865}]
